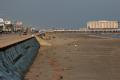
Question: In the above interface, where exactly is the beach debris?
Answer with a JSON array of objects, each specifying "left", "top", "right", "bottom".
[
  {"left": 74, "top": 44, "right": 78, "bottom": 47},
  {"left": 35, "top": 36, "right": 51, "bottom": 46},
  {"left": 31, "top": 34, "right": 35, "bottom": 37},
  {"left": 60, "top": 76, "right": 63, "bottom": 79}
]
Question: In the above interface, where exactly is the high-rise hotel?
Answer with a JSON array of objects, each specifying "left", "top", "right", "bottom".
[{"left": 87, "top": 20, "right": 119, "bottom": 29}]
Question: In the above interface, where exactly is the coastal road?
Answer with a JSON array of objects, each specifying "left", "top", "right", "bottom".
[{"left": 0, "top": 34, "right": 32, "bottom": 48}]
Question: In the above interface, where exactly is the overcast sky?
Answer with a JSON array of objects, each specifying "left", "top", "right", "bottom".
[{"left": 0, "top": 0, "right": 120, "bottom": 28}]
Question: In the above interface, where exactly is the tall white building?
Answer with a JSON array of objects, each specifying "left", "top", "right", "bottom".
[{"left": 87, "top": 20, "right": 119, "bottom": 29}]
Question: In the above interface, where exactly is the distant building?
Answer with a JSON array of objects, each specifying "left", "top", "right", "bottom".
[
  {"left": 4, "top": 20, "right": 13, "bottom": 32},
  {"left": 14, "top": 21, "right": 23, "bottom": 32},
  {"left": 0, "top": 18, "right": 13, "bottom": 32},
  {"left": 0, "top": 18, "right": 4, "bottom": 32},
  {"left": 118, "top": 22, "right": 120, "bottom": 27},
  {"left": 87, "top": 20, "right": 119, "bottom": 29}
]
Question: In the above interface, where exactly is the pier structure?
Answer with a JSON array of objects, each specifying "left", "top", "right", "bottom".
[{"left": 50, "top": 28, "right": 120, "bottom": 33}]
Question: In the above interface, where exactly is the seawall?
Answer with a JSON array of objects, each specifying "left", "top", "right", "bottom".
[{"left": 0, "top": 36, "right": 40, "bottom": 80}]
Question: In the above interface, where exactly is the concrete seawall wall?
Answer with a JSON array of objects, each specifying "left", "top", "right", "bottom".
[{"left": 0, "top": 37, "right": 40, "bottom": 80}]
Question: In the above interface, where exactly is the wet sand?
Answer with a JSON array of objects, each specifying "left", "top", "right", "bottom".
[{"left": 25, "top": 32, "right": 120, "bottom": 80}]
